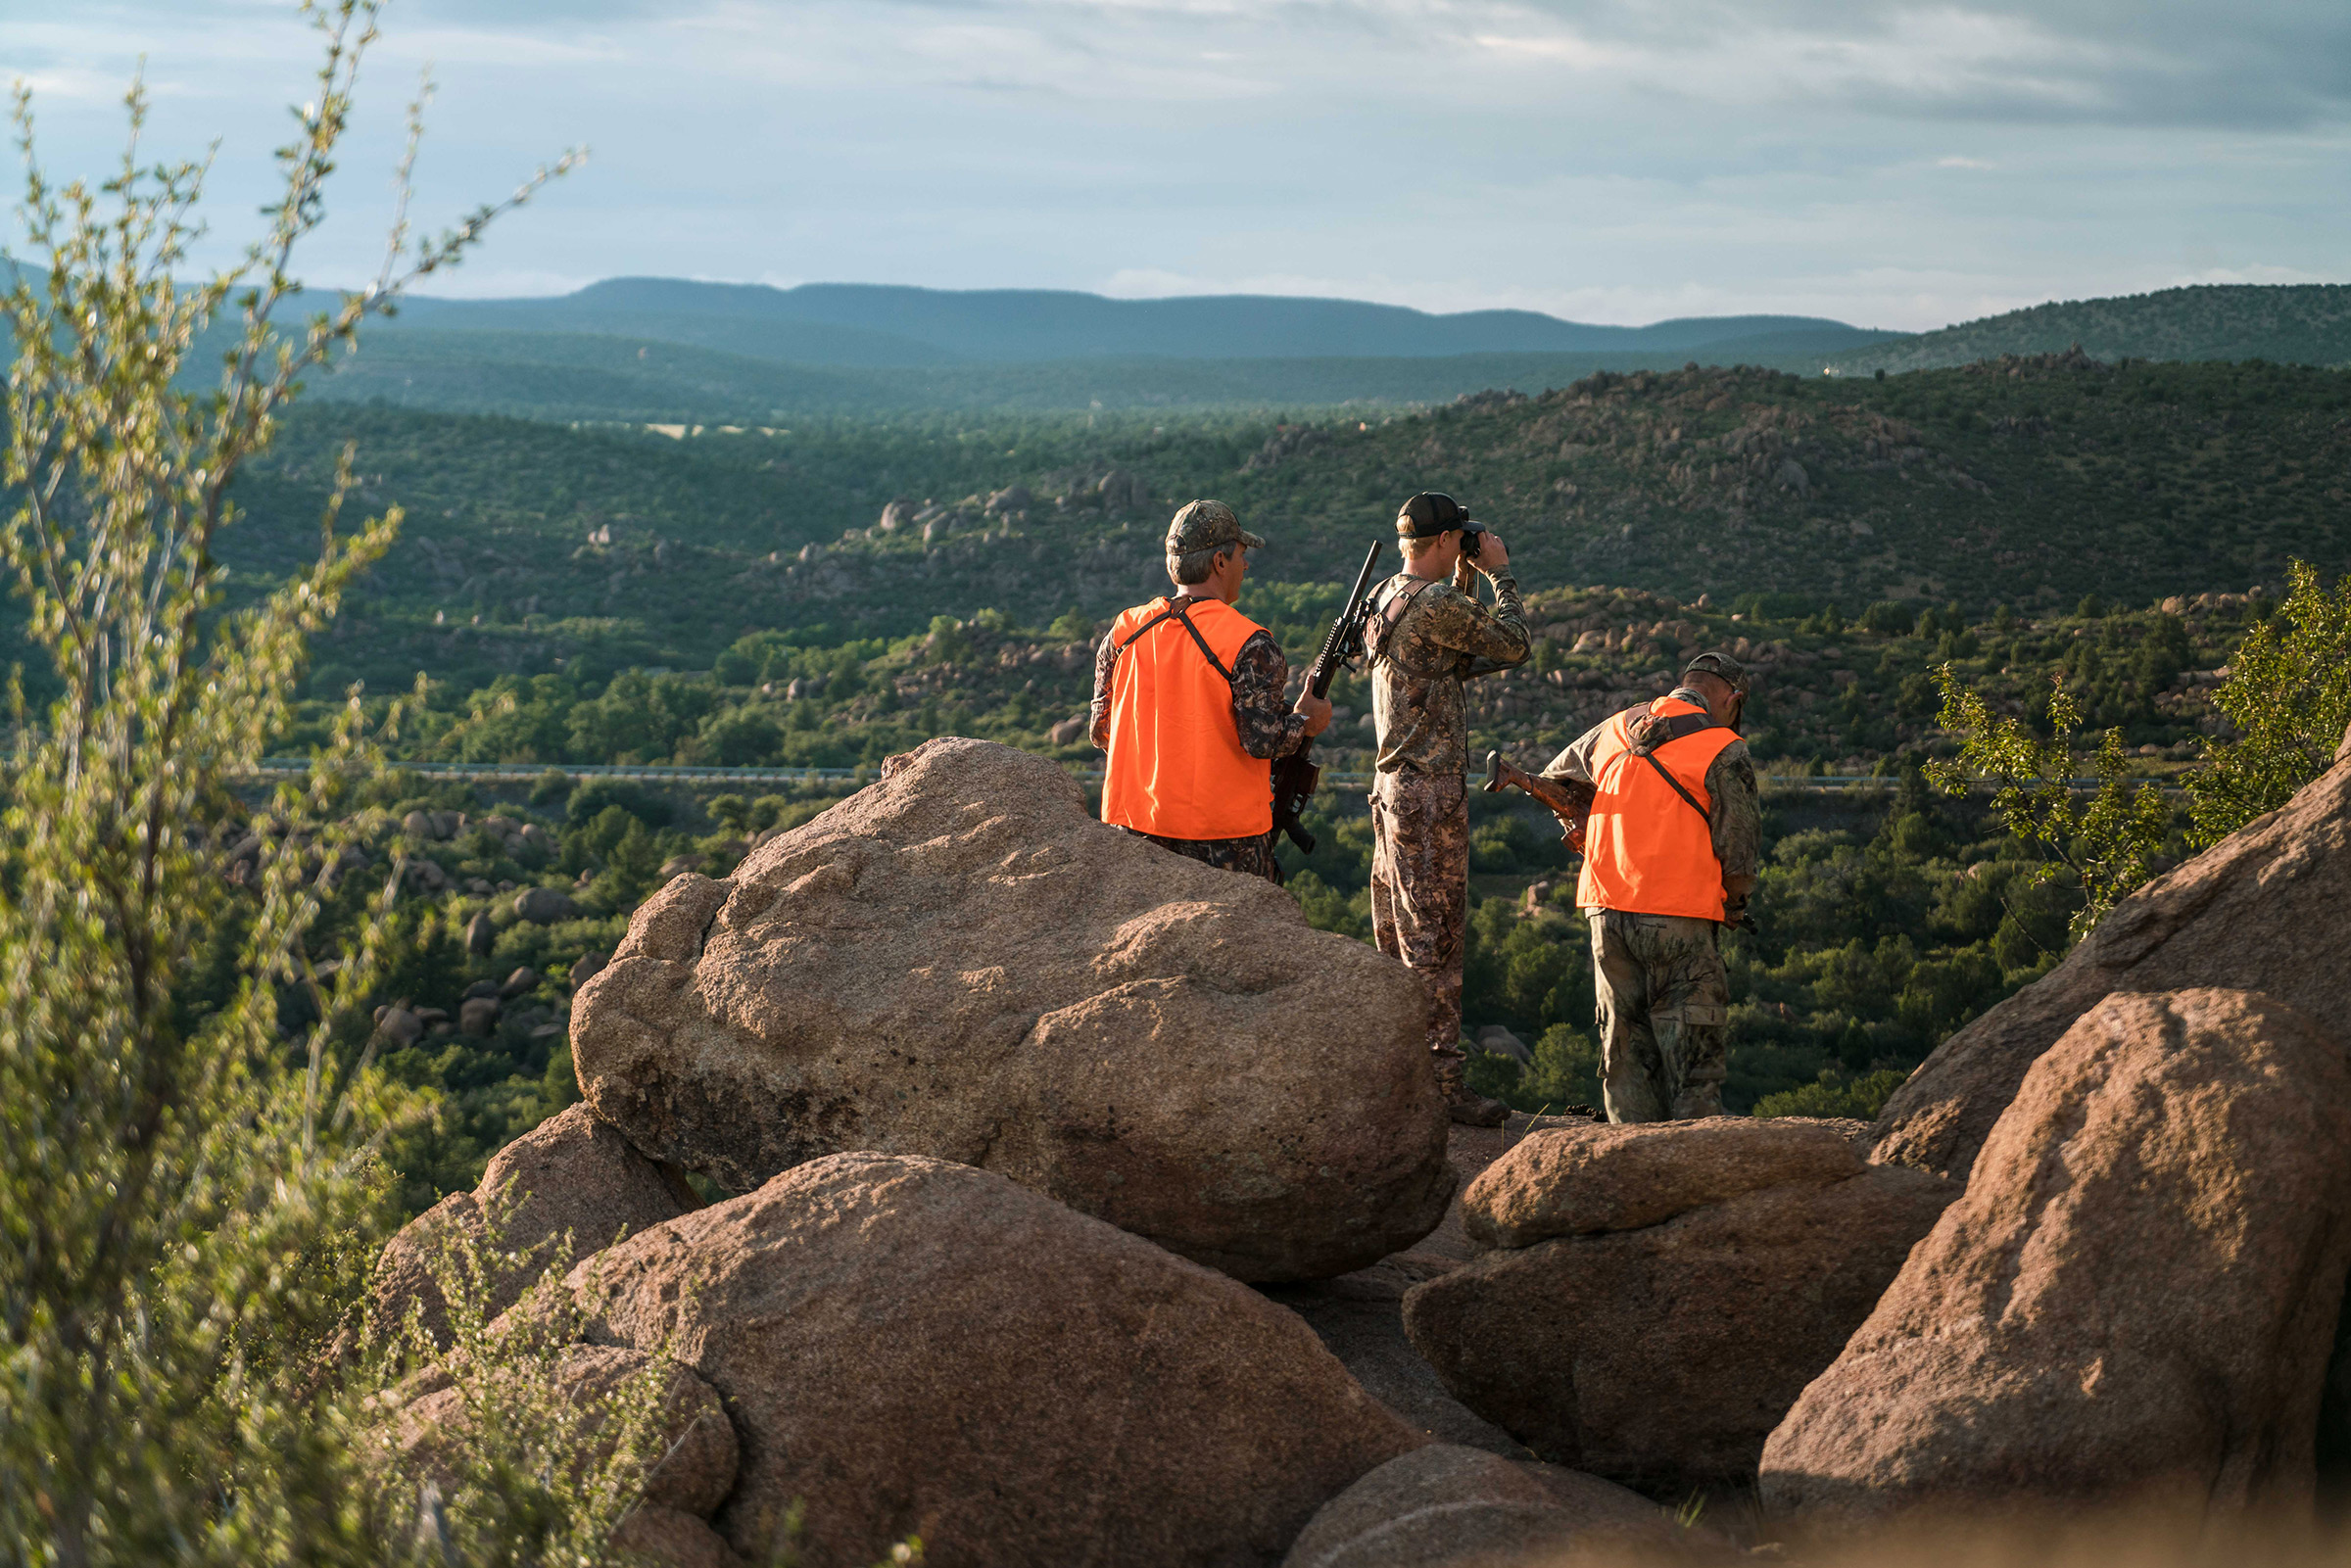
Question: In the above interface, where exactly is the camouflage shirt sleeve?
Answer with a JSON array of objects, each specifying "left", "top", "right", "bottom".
[
  {"left": 1089, "top": 630, "right": 1119, "bottom": 750},
  {"left": 1404, "top": 575, "right": 1531, "bottom": 677},
  {"left": 1460, "top": 573, "right": 1532, "bottom": 677},
  {"left": 1542, "top": 716, "right": 1615, "bottom": 784},
  {"left": 1228, "top": 631, "right": 1311, "bottom": 760},
  {"left": 1706, "top": 738, "right": 1761, "bottom": 904}
]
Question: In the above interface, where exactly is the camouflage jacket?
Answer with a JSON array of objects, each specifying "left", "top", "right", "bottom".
[
  {"left": 1088, "top": 603, "right": 1311, "bottom": 761},
  {"left": 1543, "top": 688, "right": 1761, "bottom": 908},
  {"left": 1366, "top": 571, "right": 1530, "bottom": 776}
]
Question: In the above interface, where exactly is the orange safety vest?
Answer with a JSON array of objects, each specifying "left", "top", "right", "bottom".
[
  {"left": 1100, "top": 594, "right": 1272, "bottom": 840},
  {"left": 1576, "top": 696, "right": 1740, "bottom": 921}
]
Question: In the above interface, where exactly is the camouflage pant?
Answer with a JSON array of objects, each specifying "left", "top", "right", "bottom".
[
  {"left": 1125, "top": 827, "right": 1283, "bottom": 884},
  {"left": 1589, "top": 909, "right": 1729, "bottom": 1122},
  {"left": 1369, "top": 769, "right": 1468, "bottom": 1058}
]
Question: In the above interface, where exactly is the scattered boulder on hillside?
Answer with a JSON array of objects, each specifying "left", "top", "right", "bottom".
[
  {"left": 1280, "top": 1445, "right": 1688, "bottom": 1568},
  {"left": 1047, "top": 712, "right": 1089, "bottom": 745},
  {"left": 1872, "top": 733, "right": 2351, "bottom": 1181},
  {"left": 1404, "top": 1117, "right": 1956, "bottom": 1493},
  {"left": 372, "top": 1104, "right": 686, "bottom": 1348},
  {"left": 513, "top": 885, "right": 577, "bottom": 924},
  {"left": 572, "top": 736, "right": 1453, "bottom": 1281},
  {"left": 1762, "top": 988, "right": 2351, "bottom": 1523},
  {"left": 574, "top": 1152, "right": 1423, "bottom": 1567}
]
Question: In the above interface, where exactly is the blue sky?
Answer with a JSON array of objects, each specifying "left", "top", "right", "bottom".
[{"left": 4, "top": 0, "right": 2346, "bottom": 331}]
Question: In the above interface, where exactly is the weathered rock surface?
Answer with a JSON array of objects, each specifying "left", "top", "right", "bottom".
[
  {"left": 1406, "top": 1120, "right": 1956, "bottom": 1493},
  {"left": 1281, "top": 1445, "right": 1683, "bottom": 1568},
  {"left": 1463, "top": 1116, "right": 1868, "bottom": 1249},
  {"left": 1872, "top": 742, "right": 2351, "bottom": 1180},
  {"left": 372, "top": 1104, "right": 685, "bottom": 1347},
  {"left": 572, "top": 736, "right": 1452, "bottom": 1281},
  {"left": 574, "top": 1152, "right": 1424, "bottom": 1567},
  {"left": 1763, "top": 988, "right": 2351, "bottom": 1521}
]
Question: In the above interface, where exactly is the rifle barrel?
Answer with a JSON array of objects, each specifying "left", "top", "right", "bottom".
[{"left": 1308, "top": 540, "right": 1388, "bottom": 697}]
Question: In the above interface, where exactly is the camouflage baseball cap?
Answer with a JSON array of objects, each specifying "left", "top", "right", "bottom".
[
  {"left": 1166, "top": 499, "right": 1265, "bottom": 554},
  {"left": 1683, "top": 650, "right": 1751, "bottom": 694}
]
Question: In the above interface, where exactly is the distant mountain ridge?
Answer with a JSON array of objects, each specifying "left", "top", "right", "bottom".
[
  {"left": 389, "top": 278, "right": 1899, "bottom": 366},
  {"left": 1823, "top": 284, "right": 2351, "bottom": 376}
]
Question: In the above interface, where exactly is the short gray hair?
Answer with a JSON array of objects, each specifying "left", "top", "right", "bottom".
[{"left": 1167, "top": 545, "right": 1226, "bottom": 586}]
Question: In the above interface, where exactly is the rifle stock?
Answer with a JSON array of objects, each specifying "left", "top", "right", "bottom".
[{"left": 1483, "top": 749, "right": 1595, "bottom": 855}]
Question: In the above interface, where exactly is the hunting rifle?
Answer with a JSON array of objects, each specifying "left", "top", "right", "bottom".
[
  {"left": 1483, "top": 749, "right": 1596, "bottom": 856},
  {"left": 1271, "top": 540, "right": 1388, "bottom": 854}
]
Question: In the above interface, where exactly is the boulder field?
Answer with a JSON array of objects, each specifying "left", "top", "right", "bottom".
[
  {"left": 570, "top": 736, "right": 1452, "bottom": 1282},
  {"left": 359, "top": 726, "right": 2351, "bottom": 1559}
]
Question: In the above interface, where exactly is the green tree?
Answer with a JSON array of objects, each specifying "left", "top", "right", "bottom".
[
  {"left": 2187, "top": 559, "right": 2351, "bottom": 846},
  {"left": 1926, "top": 666, "right": 2169, "bottom": 939},
  {"left": 0, "top": 9, "right": 598, "bottom": 1561}
]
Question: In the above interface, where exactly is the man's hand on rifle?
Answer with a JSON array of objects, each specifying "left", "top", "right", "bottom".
[{"left": 1294, "top": 692, "right": 1333, "bottom": 736}]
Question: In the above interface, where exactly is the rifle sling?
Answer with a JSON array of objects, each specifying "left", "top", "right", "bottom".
[
  {"left": 1118, "top": 596, "right": 1235, "bottom": 684},
  {"left": 1641, "top": 751, "right": 1712, "bottom": 830},
  {"left": 1627, "top": 711, "right": 1719, "bottom": 830}
]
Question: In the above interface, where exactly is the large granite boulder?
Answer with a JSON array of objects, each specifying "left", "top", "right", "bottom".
[
  {"left": 371, "top": 1104, "right": 688, "bottom": 1348},
  {"left": 573, "top": 1152, "right": 1424, "bottom": 1567},
  {"left": 1873, "top": 737, "right": 2351, "bottom": 1181},
  {"left": 1763, "top": 989, "right": 2351, "bottom": 1522},
  {"left": 1281, "top": 1445, "right": 1687, "bottom": 1568},
  {"left": 1405, "top": 1118, "right": 1956, "bottom": 1493},
  {"left": 571, "top": 736, "right": 1452, "bottom": 1281}
]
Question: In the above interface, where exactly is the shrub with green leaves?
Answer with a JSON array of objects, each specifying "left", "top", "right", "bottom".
[
  {"left": 0, "top": 7, "right": 593, "bottom": 1560},
  {"left": 1926, "top": 665, "right": 2170, "bottom": 939},
  {"left": 2187, "top": 559, "right": 2351, "bottom": 846}
]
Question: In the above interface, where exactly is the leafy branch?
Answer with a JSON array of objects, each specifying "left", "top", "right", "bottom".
[{"left": 1924, "top": 665, "right": 2169, "bottom": 940}]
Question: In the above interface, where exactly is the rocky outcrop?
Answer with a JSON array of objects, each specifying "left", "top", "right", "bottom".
[
  {"left": 1872, "top": 742, "right": 2351, "bottom": 1180},
  {"left": 574, "top": 1152, "right": 1424, "bottom": 1567},
  {"left": 572, "top": 736, "right": 1452, "bottom": 1281},
  {"left": 1280, "top": 1445, "right": 1686, "bottom": 1568},
  {"left": 1763, "top": 989, "right": 2351, "bottom": 1521},
  {"left": 1405, "top": 1118, "right": 1956, "bottom": 1492},
  {"left": 372, "top": 1104, "right": 686, "bottom": 1347}
]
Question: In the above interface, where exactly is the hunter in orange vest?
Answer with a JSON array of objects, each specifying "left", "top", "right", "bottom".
[
  {"left": 1542, "top": 651, "right": 1759, "bottom": 1122},
  {"left": 1090, "top": 500, "right": 1331, "bottom": 881}
]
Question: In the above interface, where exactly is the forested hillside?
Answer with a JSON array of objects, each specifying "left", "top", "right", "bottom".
[
  {"left": 1823, "top": 284, "right": 2351, "bottom": 376},
  {"left": 191, "top": 349, "right": 2351, "bottom": 710}
]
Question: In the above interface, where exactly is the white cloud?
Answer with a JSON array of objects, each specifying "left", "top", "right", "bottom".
[{"left": 3, "top": 0, "right": 2345, "bottom": 336}]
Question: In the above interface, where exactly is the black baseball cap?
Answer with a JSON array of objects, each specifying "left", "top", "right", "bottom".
[{"left": 1397, "top": 492, "right": 1484, "bottom": 538}]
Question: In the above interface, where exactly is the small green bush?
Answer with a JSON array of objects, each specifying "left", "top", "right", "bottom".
[{"left": 1752, "top": 1068, "right": 1910, "bottom": 1120}]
